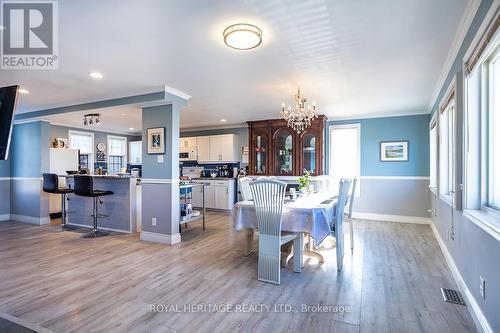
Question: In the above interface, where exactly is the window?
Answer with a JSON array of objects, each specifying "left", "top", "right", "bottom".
[
  {"left": 439, "top": 91, "right": 455, "bottom": 202},
  {"left": 429, "top": 117, "right": 438, "bottom": 190},
  {"left": 107, "top": 135, "right": 127, "bottom": 174},
  {"left": 329, "top": 124, "right": 360, "bottom": 196},
  {"left": 69, "top": 130, "right": 94, "bottom": 172},
  {"left": 486, "top": 46, "right": 500, "bottom": 210}
]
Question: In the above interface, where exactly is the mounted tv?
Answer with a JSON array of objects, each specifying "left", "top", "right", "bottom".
[{"left": 0, "top": 85, "right": 19, "bottom": 160}]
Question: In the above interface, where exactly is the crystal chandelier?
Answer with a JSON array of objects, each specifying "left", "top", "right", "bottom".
[{"left": 280, "top": 88, "right": 318, "bottom": 133}]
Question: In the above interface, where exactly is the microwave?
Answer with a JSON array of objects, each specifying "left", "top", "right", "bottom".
[{"left": 179, "top": 147, "right": 197, "bottom": 161}]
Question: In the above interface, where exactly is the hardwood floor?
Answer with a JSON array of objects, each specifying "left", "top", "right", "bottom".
[{"left": 0, "top": 213, "right": 476, "bottom": 333}]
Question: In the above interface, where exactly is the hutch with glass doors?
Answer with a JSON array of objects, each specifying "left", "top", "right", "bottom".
[{"left": 247, "top": 115, "right": 326, "bottom": 176}]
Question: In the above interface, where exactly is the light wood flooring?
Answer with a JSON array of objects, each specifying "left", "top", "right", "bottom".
[{"left": 0, "top": 213, "right": 476, "bottom": 333}]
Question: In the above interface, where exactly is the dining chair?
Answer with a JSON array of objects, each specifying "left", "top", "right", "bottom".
[
  {"left": 250, "top": 178, "right": 303, "bottom": 284},
  {"left": 332, "top": 178, "right": 352, "bottom": 271},
  {"left": 345, "top": 177, "right": 358, "bottom": 250},
  {"left": 239, "top": 177, "right": 253, "bottom": 201}
]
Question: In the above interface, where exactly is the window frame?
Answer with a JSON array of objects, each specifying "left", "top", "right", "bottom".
[
  {"left": 107, "top": 135, "right": 127, "bottom": 174},
  {"left": 328, "top": 123, "right": 361, "bottom": 197},
  {"left": 68, "top": 130, "right": 94, "bottom": 173},
  {"left": 429, "top": 113, "right": 439, "bottom": 193}
]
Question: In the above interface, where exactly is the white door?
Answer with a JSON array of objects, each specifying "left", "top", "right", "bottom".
[
  {"left": 219, "top": 135, "right": 235, "bottom": 161},
  {"left": 214, "top": 185, "right": 230, "bottom": 210},
  {"left": 204, "top": 185, "right": 215, "bottom": 209},
  {"left": 209, "top": 136, "right": 225, "bottom": 161},
  {"left": 191, "top": 185, "right": 204, "bottom": 208},
  {"left": 196, "top": 136, "right": 210, "bottom": 162},
  {"left": 180, "top": 137, "right": 197, "bottom": 148},
  {"left": 129, "top": 141, "right": 142, "bottom": 164}
]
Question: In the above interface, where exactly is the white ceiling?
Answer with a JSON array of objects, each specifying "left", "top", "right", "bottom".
[{"left": 1, "top": 0, "right": 471, "bottom": 130}]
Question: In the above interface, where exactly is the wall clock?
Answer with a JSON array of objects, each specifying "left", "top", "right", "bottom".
[{"left": 97, "top": 142, "right": 106, "bottom": 152}]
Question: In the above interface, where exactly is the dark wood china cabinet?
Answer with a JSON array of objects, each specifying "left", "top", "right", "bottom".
[{"left": 248, "top": 115, "right": 326, "bottom": 176}]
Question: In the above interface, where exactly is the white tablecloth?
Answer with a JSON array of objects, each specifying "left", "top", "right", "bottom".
[{"left": 232, "top": 192, "right": 337, "bottom": 244}]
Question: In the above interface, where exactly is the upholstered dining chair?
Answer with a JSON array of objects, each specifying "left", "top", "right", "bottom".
[
  {"left": 250, "top": 178, "right": 303, "bottom": 284},
  {"left": 239, "top": 177, "right": 253, "bottom": 201},
  {"left": 345, "top": 177, "right": 358, "bottom": 249},
  {"left": 332, "top": 178, "right": 352, "bottom": 271}
]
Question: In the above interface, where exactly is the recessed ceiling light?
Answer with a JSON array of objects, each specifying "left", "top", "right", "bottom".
[
  {"left": 89, "top": 72, "right": 103, "bottom": 79},
  {"left": 19, "top": 88, "right": 29, "bottom": 94},
  {"left": 220, "top": 118, "right": 227, "bottom": 122},
  {"left": 129, "top": 127, "right": 135, "bottom": 130},
  {"left": 223, "top": 23, "right": 262, "bottom": 50}
]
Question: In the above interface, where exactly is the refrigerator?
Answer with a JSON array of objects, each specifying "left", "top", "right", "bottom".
[{"left": 48, "top": 148, "right": 79, "bottom": 215}]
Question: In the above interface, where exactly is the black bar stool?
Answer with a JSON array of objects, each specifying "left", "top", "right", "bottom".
[
  {"left": 73, "top": 175, "right": 114, "bottom": 238},
  {"left": 42, "top": 173, "right": 77, "bottom": 231}
]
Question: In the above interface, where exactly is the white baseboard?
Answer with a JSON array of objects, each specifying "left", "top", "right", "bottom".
[
  {"left": 140, "top": 231, "right": 181, "bottom": 245},
  {"left": 0, "top": 214, "right": 10, "bottom": 221},
  {"left": 430, "top": 221, "right": 493, "bottom": 333},
  {"left": 353, "top": 212, "right": 431, "bottom": 224},
  {"left": 9, "top": 214, "right": 50, "bottom": 225}
]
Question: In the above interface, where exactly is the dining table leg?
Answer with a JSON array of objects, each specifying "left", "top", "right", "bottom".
[
  {"left": 303, "top": 234, "right": 325, "bottom": 264},
  {"left": 245, "top": 228, "right": 254, "bottom": 256}
]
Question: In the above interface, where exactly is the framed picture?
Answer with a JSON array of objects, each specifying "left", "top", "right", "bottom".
[
  {"left": 380, "top": 140, "right": 409, "bottom": 162},
  {"left": 147, "top": 127, "right": 165, "bottom": 154}
]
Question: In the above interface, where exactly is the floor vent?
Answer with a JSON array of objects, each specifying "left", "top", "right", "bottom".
[{"left": 441, "top": 288, "right": 465, "bottom": 305}]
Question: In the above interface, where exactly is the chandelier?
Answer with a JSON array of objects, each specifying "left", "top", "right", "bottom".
[
  {"left": 83, "top": 113, "right": 101, "bottom": 126},
  {"left": 280, "top": 88, "right": 318, "bottom": 133}
]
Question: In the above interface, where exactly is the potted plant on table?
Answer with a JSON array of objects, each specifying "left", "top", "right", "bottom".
[{"left": 297, "top": 171, "right": 311, "bottom": 195}]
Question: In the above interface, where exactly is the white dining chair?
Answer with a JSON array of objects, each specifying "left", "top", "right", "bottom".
[
  {"left": 250, "top": 178, "right": 303, "bottom": 284},
  {"left": 345, "top": 177, "right": 358, "bottom": 249},
  {"left": 332, "top": 178, "right": 352, "bottom": 271},
  {"left": 239, "top": 177, "right": 253, "bottom": 201}
]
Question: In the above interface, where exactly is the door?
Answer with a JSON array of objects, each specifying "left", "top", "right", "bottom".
[
  {"left": 191, "top": 185, "right": 204, "bottom": 208},
  {"left": 214, "top": 185, "right": 230, "bottom": 210},
  {"left": 204, "top": 185, "right": 215, "bottom": 209},
  {"left": 219, "top": 135, "right": 235, "bottom": 161},
  {"left": 196, "top": 136, "right": 210, "bottom": 162},
  {"left": 180, "top": 137, "right": 196, "bottom": 148},
  {"left": 209, "top": 135, "right": 225, "bottom": 161},
  {"left": 251, "top": 131, "right": 268, "bottom": 175},
  {"left": 274, "top": 128, "right": 295, "bottom": 175},
  {"left": 129, "top": 141, "right": 142, "bottom": 164},
  {"left": 301, "top": 130, "right": 318, "bottom": 175}
]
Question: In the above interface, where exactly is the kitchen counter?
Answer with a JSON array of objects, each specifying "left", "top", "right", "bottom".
[{"left": 64, "top": 176, "right": 138, "bottom": 233}]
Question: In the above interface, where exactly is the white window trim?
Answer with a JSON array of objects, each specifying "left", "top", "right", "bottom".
[
  {"left": 68, "top": 130, "right": 94, "bottom": 173},
  {"left": 438, "top": 79, "right": 457, "bottom": 207},
  {"left": 328, "top": 123, "right": 361, "bottom": 197},
  {"left": 107, "top": 135, "right": 128, "bottom": 174},
  {"left": 429, "top": 112, "right": 439, "bottom": 194}
]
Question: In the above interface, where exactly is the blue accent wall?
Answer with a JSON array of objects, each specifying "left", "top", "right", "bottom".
[
  {"left": 10, "top": 121, "right": 50, "bottom": 177},
  {"left": 0, "top": 160, "right": 9, "bottom": 177},
  {"left": 326, "top": 114, "right": 430, "bottom": 177}
]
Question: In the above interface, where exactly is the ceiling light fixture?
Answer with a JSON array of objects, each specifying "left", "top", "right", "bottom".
[
  {"left": 18, "top": 88, "right": 29, "bottom": 94},
  {"left": 89, "top": 72, "right": 103, "bottom": 79},
  {"left": 83, "top": 113, "right": 101, "bottom": 126},
  {"left": 129, "top": 127, "right": 135, "bottom": 131},
  {"left": 280, "top": 88, "right": 318, "bottom": 133},
  {"left": 220, "top": 118, "right": 227, "bottom": 122},
  {"left": 223, "top": 23, "right": 262, "bottom": 50}
]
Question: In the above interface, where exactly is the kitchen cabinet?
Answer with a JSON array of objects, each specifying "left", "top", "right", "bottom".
[
  {"left": 191, "top": 179, "right": 235, "bottom": 211},
  {"left": 196, "top": 136, "right": 210, "bottom": 162},
  {"left": 129, "top": 141, "right": 142, "bottom": 164},
  {"left": 180, "top": 137, "right": 197, "bottom": 148},
  {"left": 247, "top": 115, "right": 326, "bottom": 176},
  {"left": 198, "top": 134, "right": 238, "bottom": 163}
]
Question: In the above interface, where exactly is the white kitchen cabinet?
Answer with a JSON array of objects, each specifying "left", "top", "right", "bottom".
[
  {"left": 196, "top": 136, "right": 210, "bottom": 162},
  {"left": 191, "top": 179, "right": 235, "bottom": 211},
  {"left": 203, "top": 134, "right": 238, "bottom": 163},
  {"left": 129, "top": 141, "right": 142, "bottom": 164},
  {"left": 180, "top": 137, "right": 197, "bottom": 148}
]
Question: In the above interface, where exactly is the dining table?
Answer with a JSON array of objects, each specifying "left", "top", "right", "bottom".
[{"left": 232, "top": 192, "right": 341, "bottom": 266}]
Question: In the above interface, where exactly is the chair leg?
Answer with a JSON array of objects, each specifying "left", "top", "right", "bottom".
[
  {"left": 82, "top": 197, "right": 109, "bottom": 238},
  {"left": 293, "top": 233, "right": 303, "bottom": 273},
  {"left": 57, "top": 194, "right": 77, "bottom": 231},
  {"left": 349, "top": 217, "right": 354, "bottom": 250}
]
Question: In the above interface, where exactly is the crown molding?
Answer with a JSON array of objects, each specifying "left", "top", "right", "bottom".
[
  {"left": 428, "top": 0, "right": 482, "bottom": 111},
  {"left": 180, "top": 123, "right": 248, "bottom": 132}
]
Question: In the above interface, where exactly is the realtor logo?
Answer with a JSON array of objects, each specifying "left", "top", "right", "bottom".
[{"left": 1, "top": 0, "right": 58, "bottom": 69}]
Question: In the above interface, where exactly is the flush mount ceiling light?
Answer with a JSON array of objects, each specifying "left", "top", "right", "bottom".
[
  {"left": 18, "top": 88, "right": 29, "bottom": 94},
  {"left": 89, "top": 72, "right": 103, "bottom": 79},
  {"left": 220, "top": 118, "right": 227, "bottom": 122},
  {"left": 223, "top": 23, "right": 262, "bottom": 50}
]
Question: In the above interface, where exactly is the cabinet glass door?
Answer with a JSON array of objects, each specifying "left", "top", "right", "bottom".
[
  {"left": 253, "top": 133, "right": 268, "bottom": 174},
  {"left": 275, "top": 130, "right": 294, "bottom": 175},
  {"left": 302, "top": 132, "right": 317, "bottom": 175}
]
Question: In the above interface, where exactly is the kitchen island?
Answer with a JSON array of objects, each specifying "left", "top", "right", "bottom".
[{"left": 64, "top": 175, "right": 139, "bottom": 233}]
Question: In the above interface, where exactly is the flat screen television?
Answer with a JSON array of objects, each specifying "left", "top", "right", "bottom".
[{"left": 0, "top": 85, "right": 19, "bottom": 160}]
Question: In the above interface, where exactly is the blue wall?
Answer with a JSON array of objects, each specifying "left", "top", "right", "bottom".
[
  {"left": 0, "top": 160, "right": 9, "bottom": 177},
  {"left": 326, "top": 114, "right": 430, "bottom": 177},
  {"left": 10, "top": 121, "right": 50, "bottom": 177}
]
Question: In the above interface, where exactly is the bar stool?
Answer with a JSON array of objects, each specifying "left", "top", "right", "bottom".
[
  {"left": 42, "top": 173, "right": 77, "bottom": 231},
  {"left": 73, "top": 175, "right": 113, "bottom": 238}
]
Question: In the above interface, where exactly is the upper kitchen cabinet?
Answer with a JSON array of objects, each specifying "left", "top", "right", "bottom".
[
  {"left": 180, "top": 137, "right": 197, "bottom": 148},
  {"left": 247, "top": 115, "right": 326, "bottom": 176},
  {"left": 197, "top": 134, "right": 239, "bottom": 163},
  {"left": 129, "top": 141, "right": 142, "bottom": 164}
]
